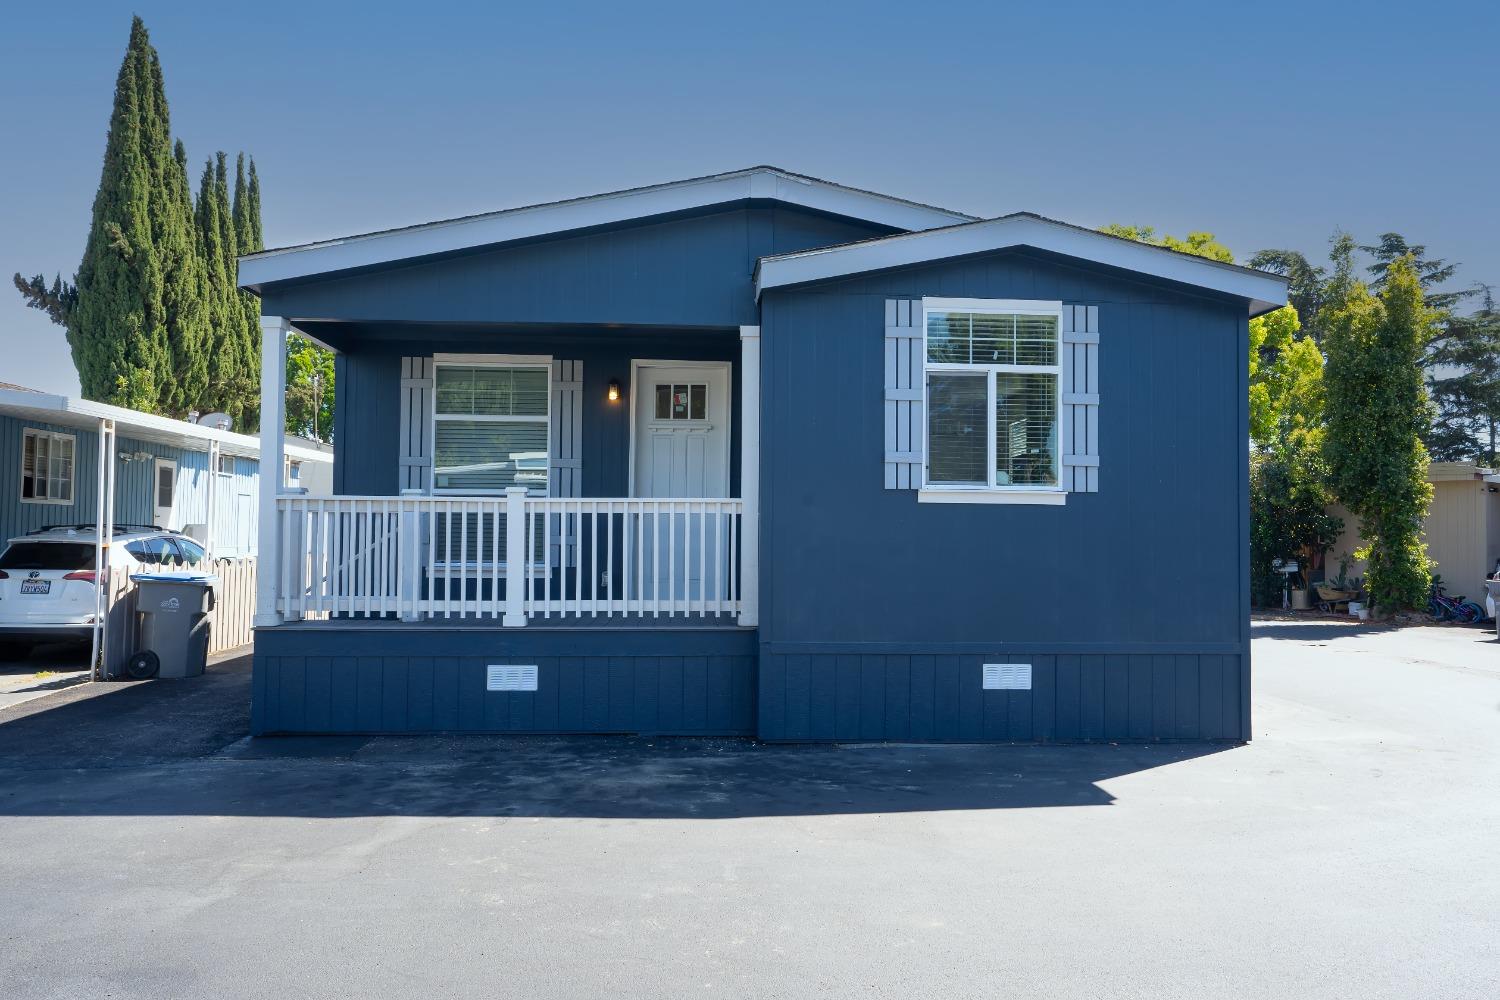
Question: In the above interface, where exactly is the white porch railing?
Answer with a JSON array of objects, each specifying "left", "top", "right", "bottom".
[{"left": 273, "top": 491, "right": 746, "bottom": 624}]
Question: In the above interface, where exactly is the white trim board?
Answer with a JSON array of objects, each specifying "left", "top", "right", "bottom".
[
  {"left": 238, "top": 167, "right": 974, "bottom": 290},
  {"left": 757, "top": 213, "right": 1290, "bottom": 317}
]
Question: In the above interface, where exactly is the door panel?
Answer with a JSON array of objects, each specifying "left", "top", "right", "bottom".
[{"left": 631, "top": 365, "right": 731, "bottom": 606}]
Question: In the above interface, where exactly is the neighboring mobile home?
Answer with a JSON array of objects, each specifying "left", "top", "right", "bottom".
[
  {"left": 1325, "top": 461, "right": 1500, "bottom": 599},
  {"left": 0, "top": 384, "right": 330, "bottom": 557},
  {"left": 241, "top": 166, "right": 1287, "bottom": 742}
]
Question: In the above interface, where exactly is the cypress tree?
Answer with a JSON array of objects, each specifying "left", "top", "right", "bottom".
[
  {"left": 160, "top": 135, "right": 209, "bottom": 415},
  {"left": 195, "top": 155, "right": 237, "bottom": 417},
  {"left": 15, "top": 16, "right": 172, "bottom": 408},
  {"left": 230, "top": 154, "right": 263, "bottom": 429}
]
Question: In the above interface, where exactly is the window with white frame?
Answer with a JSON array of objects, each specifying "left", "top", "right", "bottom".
[
  {"left": 924, "top": 300, "right": 1061, "bottom": 490},
  {"left": 21, "top": 428, "right": 76, "bottom": 504},
  {"left": 432, "top": 362, "right": 550, "bottom": 494}
]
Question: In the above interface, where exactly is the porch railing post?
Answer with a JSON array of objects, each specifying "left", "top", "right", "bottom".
[
  {"left": 738, "top": 325, "right": 760, "bottom": 627},
  {"left": 400, "top": 489, "right": 424, "bottom": 622},
  {"left": 503, "top": 487, "right": 528, "bottom": 627},
  {"left": 254, "top": 315, "right": 290, "bottom": 627}
]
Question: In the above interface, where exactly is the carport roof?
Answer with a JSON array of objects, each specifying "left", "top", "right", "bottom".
[{"left": 0, "top": 386, "right": 330, "bottom": 463}]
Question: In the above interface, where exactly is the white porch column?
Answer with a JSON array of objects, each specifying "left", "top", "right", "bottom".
[
  {"left": 255, "top": 315, "right": 290, "bottom": 627},
  {"left": 503, "top": 487, "right": 528, "bottom": 627},
  {"left": 738, "top": 325, "right": 760, "bottom": 628}
]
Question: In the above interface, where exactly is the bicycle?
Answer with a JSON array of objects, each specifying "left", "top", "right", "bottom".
[{"left": 1428, "top": 581, "right": 1487, "bottom": 624}]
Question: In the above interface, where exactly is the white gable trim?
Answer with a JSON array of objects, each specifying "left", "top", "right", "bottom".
[
  {"left": 239, "top": 167, "right": 974, "bottom": 290},
  {"left": 756, "top": 214, "right": 1289, "bottom": 317}
]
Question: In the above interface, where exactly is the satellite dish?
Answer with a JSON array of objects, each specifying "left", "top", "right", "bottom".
[{"left": 197, "top": 411, "right": 232, "bottom": 431}]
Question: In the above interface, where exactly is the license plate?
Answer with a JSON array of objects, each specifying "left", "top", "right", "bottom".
[{"left": 19, "top": 580, "right": 51, "bottom": 595}]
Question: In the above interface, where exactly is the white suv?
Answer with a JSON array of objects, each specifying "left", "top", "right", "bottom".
[{"left": 0, "top": 525, "right": 209, "bottom": 654}]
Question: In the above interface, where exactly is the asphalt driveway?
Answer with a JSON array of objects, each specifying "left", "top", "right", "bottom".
[{"left": 0, "top": 621, "right": 1496, "bottom": 999}]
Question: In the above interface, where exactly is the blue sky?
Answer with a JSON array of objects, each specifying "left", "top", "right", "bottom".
[{"left": 2, "top": 0, "right": 1496, "bottom": 395}]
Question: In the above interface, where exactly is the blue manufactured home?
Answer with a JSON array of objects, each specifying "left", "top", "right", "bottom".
[{"left": 241, "top": 167, "right": 1286, "bottom": 742}]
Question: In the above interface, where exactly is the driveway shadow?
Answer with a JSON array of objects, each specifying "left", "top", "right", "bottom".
[{"left": 0, "top": 653, "right": 1236, "bottom": 820}]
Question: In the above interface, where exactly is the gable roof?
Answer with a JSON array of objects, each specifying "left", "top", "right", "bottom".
[
  {"left": 755, "top": 213, "right": 1290, "bottom": 317},
  {"left": 239, "top": 166, "right": 975, "bottom": 292}
]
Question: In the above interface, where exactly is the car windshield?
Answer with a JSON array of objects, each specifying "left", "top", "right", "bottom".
[{"left": 0, "top": 542, "right": 96, "bottom": 571}]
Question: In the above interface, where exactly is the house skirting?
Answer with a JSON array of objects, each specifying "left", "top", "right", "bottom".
[
  {"left": 252, "top": 631, "right": 1247, "bottom": 742},
  {"left": 251, "top": 625, "right": 757, "bottom": 736},
  {"left": 757, "top": 648, "right": 1249, "bottom": 743}
]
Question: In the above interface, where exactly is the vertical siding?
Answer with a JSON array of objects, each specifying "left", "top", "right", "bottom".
[
  {"left": 0, "top": 414, "right": 262, "bottom": 555},
  {"left": 333, "top": 331, "right": 743, "bottom": 499},
  {"left": 263, "top": 205, "right": 896, "bottom": 332},
  {"left": 0, "top": 414, "right": 101, "bottom": 540},
  {"left": 757, "top": 652, "right": 1245, "bottom": 742},
  {"left": 757, "top": 251, "right": 1252, "bottom": 742},
  {"left": 252, "top": 626, "right": 758, "bottom": 736}
]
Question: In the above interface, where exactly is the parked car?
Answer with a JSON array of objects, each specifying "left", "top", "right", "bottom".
[{"left": 0, "top": 524, "right": 209, "bottom": 656}]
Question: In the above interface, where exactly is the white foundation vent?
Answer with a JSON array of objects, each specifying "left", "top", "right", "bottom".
[
  {"left": 983, "top": 663, "right": 1032, "bottom": 690},
  {"left": 487, "top": 664, "right": 539, "bottom": 692}
]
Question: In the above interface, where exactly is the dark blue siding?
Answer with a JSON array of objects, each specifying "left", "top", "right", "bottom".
[
  {"left": 756, "top": 250, "right": 1251, "bottom": 741},
  {"left": 262, "top": 206, "right": 892, "bottom": 333},
  {"left": 252, "top": 626, "right": 757, "bottom": 736},
  {"left": 331, "top": 330, "right": 742, "bottom": 498}
]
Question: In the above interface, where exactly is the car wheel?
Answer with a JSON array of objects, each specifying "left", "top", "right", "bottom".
[{"left": 125, "top": 650, "right": 160, "bottom": 680}]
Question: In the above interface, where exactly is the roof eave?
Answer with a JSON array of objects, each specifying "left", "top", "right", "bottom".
[
  {"left": 238, "top": 167, "right": 974, "bottom": 291},
  {"left": 755, "top": 214, "right": 1290, "bottom": 318}
]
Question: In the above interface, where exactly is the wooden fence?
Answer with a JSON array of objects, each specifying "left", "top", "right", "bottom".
[{"left": 98, "top": 557, "right": 257, "bottom": 679}]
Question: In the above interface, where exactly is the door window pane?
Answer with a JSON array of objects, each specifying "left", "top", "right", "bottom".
[
  {"left": 689, "top": 384, "right": 707, "bottom": 420},
  {"left": 926, "top": 373, "right": 987, "bottom": 485},
  {"left": 655, "top": 384, "right": 671, "bottom": 420}
]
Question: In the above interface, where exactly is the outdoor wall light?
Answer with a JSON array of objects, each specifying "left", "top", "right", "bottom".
[{"left": 607, "top": 379, "right": 621, "bottom": 403}]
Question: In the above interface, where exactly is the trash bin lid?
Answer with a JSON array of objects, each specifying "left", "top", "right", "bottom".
[{"left": 130, "top": 572, "right": 219, "bottom": 584}]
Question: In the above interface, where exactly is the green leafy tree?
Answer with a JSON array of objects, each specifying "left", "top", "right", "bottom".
[
  {"left": 285, "top": 335, "right": 335, "bottom": 441},
  {"left": 1426, "top": 287, "right": 1500, "bottom": 463},
  {"left": 1099, "top": 224, "right": 1234, "bottom": 263},
  {"left": 1323, "top": 256, "right": 1436, "bottom": 611}
]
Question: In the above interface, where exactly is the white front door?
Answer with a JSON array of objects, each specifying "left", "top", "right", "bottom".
[
  {"left": 631, "top": 363, "right": 732, "bottom": 605},
  {"left": 632, "top": 364, "right": 731, "bottom": 498},
  {"left": 153, "top": 458, "right": 176, "bottom": 529}
]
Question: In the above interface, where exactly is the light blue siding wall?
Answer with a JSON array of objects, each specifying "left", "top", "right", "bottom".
[
  {"left": 0, "top": 413, "right": 260, "bottom": 556},
  {"left": 0, "top": 413, "right": 101, "bottom": 539}
]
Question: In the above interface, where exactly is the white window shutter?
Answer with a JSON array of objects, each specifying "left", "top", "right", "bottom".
[
  {"left": 549, "top": 360, "right": 583, "bottom": 567},
  {"left": 1060, "top": 305, "right": 1100, "bottom": 493},
  {"left": 884, "top": 299, "right": 923, "bottom": 489},
  {"left": 398, "top": 356, "right": 433, "bottom": 493}
]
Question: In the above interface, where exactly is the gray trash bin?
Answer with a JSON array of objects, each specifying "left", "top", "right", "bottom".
[{"left": 128, "top": 573, "right": 217, "bottom": 679}]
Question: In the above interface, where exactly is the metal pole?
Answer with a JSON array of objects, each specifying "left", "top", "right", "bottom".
[{"left": 89, "top": 418, "right": 109, "bottom": 680}]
